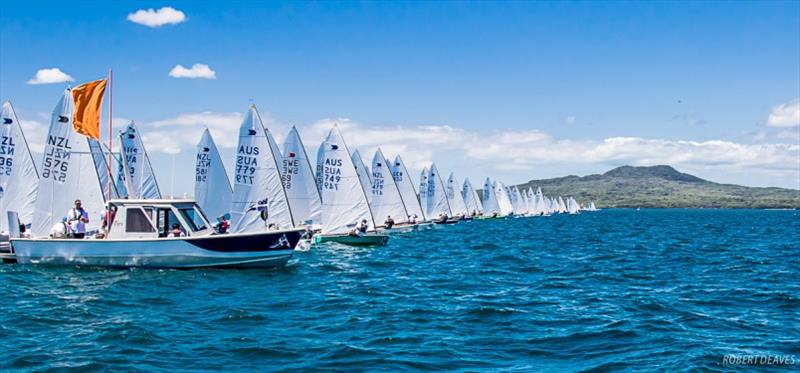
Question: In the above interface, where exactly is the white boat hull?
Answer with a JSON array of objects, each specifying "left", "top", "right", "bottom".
[{"left": 11, "top": 229, "right": 303, "bottom": 269}]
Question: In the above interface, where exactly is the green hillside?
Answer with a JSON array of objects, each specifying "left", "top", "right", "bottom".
[{"left": 515, "top": 165, "right": 800, "bottom": 209}]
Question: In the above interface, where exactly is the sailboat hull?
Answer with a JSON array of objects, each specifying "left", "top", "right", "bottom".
[
  {"left": 314, "top": 233, "right": 389, "bottom": 246},
  {"left": 10, "top": 229, "right": 303, "bottom": 269}
]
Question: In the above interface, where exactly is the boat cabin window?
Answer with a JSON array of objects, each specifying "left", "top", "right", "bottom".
[
  {"left": 126, "top": 208, "right": 156, "bottom": 233},
  {"left": 178, "top": 206, "right": 208, "bottom": 232},
  {"left": 157, "top": 208, "right": 186, "bottom": 237}
]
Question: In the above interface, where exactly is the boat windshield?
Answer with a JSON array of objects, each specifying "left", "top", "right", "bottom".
[{"left": 178, "top": 207, "right": 208, "bottom": 232}]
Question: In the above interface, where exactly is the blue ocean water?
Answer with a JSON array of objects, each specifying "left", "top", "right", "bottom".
[{"left": 1, "top": 209, "right": 798, "bottom": 371}]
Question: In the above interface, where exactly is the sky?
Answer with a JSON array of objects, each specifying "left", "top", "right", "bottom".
[{"left": 1, "top": 0, "right": 798, "bottom": 196}]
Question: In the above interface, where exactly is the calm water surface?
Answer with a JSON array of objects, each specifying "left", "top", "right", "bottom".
[{"left": 1, "top": 209, "right": 798, "bottom": 371}]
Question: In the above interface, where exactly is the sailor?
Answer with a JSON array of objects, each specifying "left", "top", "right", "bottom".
[
  {"left": 409, "top": 214, "right": 418, "bottom": 224},
  {"left": 67, "top": 199, "right": 89, "bottom": 239},
  {"left": 101, "top": 205, "right": 117, "bottom": 235},
  {"left": 50, "top": 217, "right": 69, "bottom": 238},
  {"left": 349, "top": 221, "right": 362, "bottom": 237},
  {"left": 167, "top": 223, "right": 185, "bottom": 237},
  {"left": 384, "top": 216, "right": 395, "bottom": 229},
  {"left": 358, "top": 219, "right": 368, "bottom": 234},
  {"left": 216, "top": 214, "right": 230, "bottom": 234}
]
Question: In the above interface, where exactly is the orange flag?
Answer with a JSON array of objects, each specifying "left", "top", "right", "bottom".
[{"left": 71, "top": 79, "right": 107, "bottom": 140}]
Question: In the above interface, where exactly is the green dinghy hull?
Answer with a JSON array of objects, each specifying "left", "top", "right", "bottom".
[{"left": 314, "top": 233, "right": 390, "bottom": 246}]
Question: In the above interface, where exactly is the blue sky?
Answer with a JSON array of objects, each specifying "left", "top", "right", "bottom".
[{"left": 1, "top": 1, "right": 799, "bottom": 194}]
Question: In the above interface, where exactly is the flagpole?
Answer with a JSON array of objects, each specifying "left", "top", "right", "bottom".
[{"left": 107, "top": 68, "right": 113, "bottom": 201}]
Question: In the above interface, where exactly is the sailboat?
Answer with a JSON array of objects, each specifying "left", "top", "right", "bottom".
[
  {"left": 195, "top": 128, "right": 232, "bottom": 222},
  {"left": 461, "top": 178, "right": 483, "bottom": 217},
  {"left": 495, "top": 181, "right": 515, "bottom": 217},
  {"left": 0, "top": 101, "right": 39, "bottom": 235},
  {"left": 446, "top": 173, "right": 469, "bottom": 219},
  {"left": 314, "top": 125, "right": 388, "bottom": 246},
  {"left": 230, "top": 105, "right": 294, "bottom": 233},
  {"left": 479, "top": 177, "right": 501, "bottom": 218},
  {"left": 585, "top": 201, "right": 599, "bottom": 211},
  {"left": 418, "top": 167, "right": 430, "bottom": 220},
  {"left": 370, "top": 148, "right": 410, "bottom": 231},
  {"left": 390, "top": 155, "right": 425, "bottom": 223},
  {"left": 567, "top": 196, "right": 580, "bottom": 214},
  {"left": 281, "top": 125, "right": 322, "bottom": 228},
  {"left": 119, "top": 121, "right": 161, "bottom": 199},
  {"left": 425, "top": 163, "right": 454, "bottom": 224},
  {"left": 557, "top": 196, "right": 567, "bottom": 213}
]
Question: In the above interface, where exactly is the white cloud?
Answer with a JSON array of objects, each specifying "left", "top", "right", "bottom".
[
  {"left": 168, "top": 64, "right": 216, "bottom": 79},
  {"left": 767, "top": 99, "right": 800, "bottom": 128},
  {"left": 26, "top": 68, "right": 74, "bottom": 85},
  {"left": 116, "top": 111, "right": 800, "bottom": 189},
  {"left": 127, "top": 7, "right": 186, "bottom": 28}
]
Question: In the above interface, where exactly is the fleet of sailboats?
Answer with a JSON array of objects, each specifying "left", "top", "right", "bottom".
[{"left": 1, "top": 82, "right": 599, "bottom": 267}]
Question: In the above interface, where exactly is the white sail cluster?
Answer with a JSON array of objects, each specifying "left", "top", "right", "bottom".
[{"left": 1, "top": 91, "right": 600, "bottom": 239}]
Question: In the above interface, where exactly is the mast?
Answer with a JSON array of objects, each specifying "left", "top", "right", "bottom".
[{"left": 107, "top": 68, "right": 113, "bottom": 201}]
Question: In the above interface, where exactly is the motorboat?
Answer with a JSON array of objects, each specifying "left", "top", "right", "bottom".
[{"left": 10, "top": 199, "right": 303, "bottom": 268}]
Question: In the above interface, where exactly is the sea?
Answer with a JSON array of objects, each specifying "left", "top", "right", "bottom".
[{"left": 1, "top": 209, "right": 798, "bottom": 371}]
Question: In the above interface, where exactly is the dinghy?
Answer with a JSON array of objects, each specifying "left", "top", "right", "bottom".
[
  {"left": 370, "top": 148, "right": 409, "bottom": 228},
  {"left": 462, "top": 178, "right": 483, "bottom": 217},
  {"left": 425, "top": 164, "right": 454, "bottom": 223},
  {"left": 230, "top": 105, "right": 294, "bottom": 233},
  {"left": 390, "top": 155, "right": 425, "bottom": 223},
  {"left": 418, "top": 167, "right": 429, "bottom": 221},
  {"left": 195, "top": 128, "right": 232, "bottom": 221},
  {"left": 120, "top": 121, "right": 161, "bottom": 199},
  {"left": 446, "top": 173, "right": 469, "bottom": 219},
  {"left": 0, "top": 101, "right": 39, "bottom": 234},
  {"left": 479, "top": 177, "right": 501, "bottom": 218},
  {"left": 282, "top": 125, "right": 322, "bottom": 228},
  {"left": 495, "top": 181, "right": 515, "bottom": 217},
  {"left": 12, "top": 199, "right": 302, "bottom": 268},
  {"left": 314, "top": 125, "right": 388, "bottom": 246},
  {"left": 567, "top": 196, "right": 580, "bottom": 214}
]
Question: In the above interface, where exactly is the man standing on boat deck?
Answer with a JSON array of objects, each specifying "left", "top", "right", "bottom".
[{"left": 67, "top": 200, "right": 89, "bottom": 239}]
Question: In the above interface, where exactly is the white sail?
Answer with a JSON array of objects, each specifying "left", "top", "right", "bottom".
[
  {"left": 390, "top": 155, "right": 425, "bottom": 221},
  {"left": 495, "top": 181, "right": 515, "bottom": 216},
  {"left": 351, "top": 149, "right": 372, "bottom": 201},
  {"left": 120, "top": 121, "right": 161, "bottom": 199},
  {"left": 31, "top": 89, "right": 107, "bottom": 237},
  {"left": 316, "top": 125, "right": 374, "bottom": 234},
  {"left": 282, "top": 125, "right": 321, "bottom": 227},
  {"left": 425, "top": 163, "right": 452, "bottom": 218},
  {"left": 195, "top": 128, "right": 232, "bottom": 221},
  {"left": 370, "top": 148, "right": 408, "bottom": 225},
  {"left": 509, "top": 186, "right": 525, "bottom": 215},
  {"left": 557, "top": 196, "right": 567, "bottom": 213},
  {"left": 230, "top": 106, "right": 294, "bottom": 232},
  {"left": 482, "top": 177, "right": 500, "bottom": 215},
  {"left": 88, "top": 139, "right": 127, "bottom": 199},
  {"left": 0, "top": 101, "right": 39, "bottom": 230},
  {"left": 418, "top": 167, "right": 429, "bottom": 221},
  {"left": 567, "top": 196, "right": 580, "bottom": 214},
  {"left": 461, "top": 178, "right": 483, "bottom": 215},
  {"left": 446, "top": 172, "right": 468, "bottom": 217}
]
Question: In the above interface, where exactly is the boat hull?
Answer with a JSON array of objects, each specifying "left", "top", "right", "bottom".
[
  {"left": 314, "top": 233, "right": 389, "bottom": 246},
  {"left": 10, "top": 229, "right": 303, "bottom": 269}
]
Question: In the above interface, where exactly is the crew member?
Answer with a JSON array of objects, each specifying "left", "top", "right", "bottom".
[
  {"left": 384, "top": 216, "right": 395, "bottom": 229},
  {"left": 67, "top": 200, "right": 89, "bottom": 239}
]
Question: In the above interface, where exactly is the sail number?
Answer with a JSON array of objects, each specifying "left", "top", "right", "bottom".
[
  {"left": 41, "top": 135, "right": 70, "bottom": 183},
  {"left": 0, "top": 136, "right": 15, "bottom": 176},
  {"left": 322, "top": 157, "right": 342, "bottom": 190}
]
